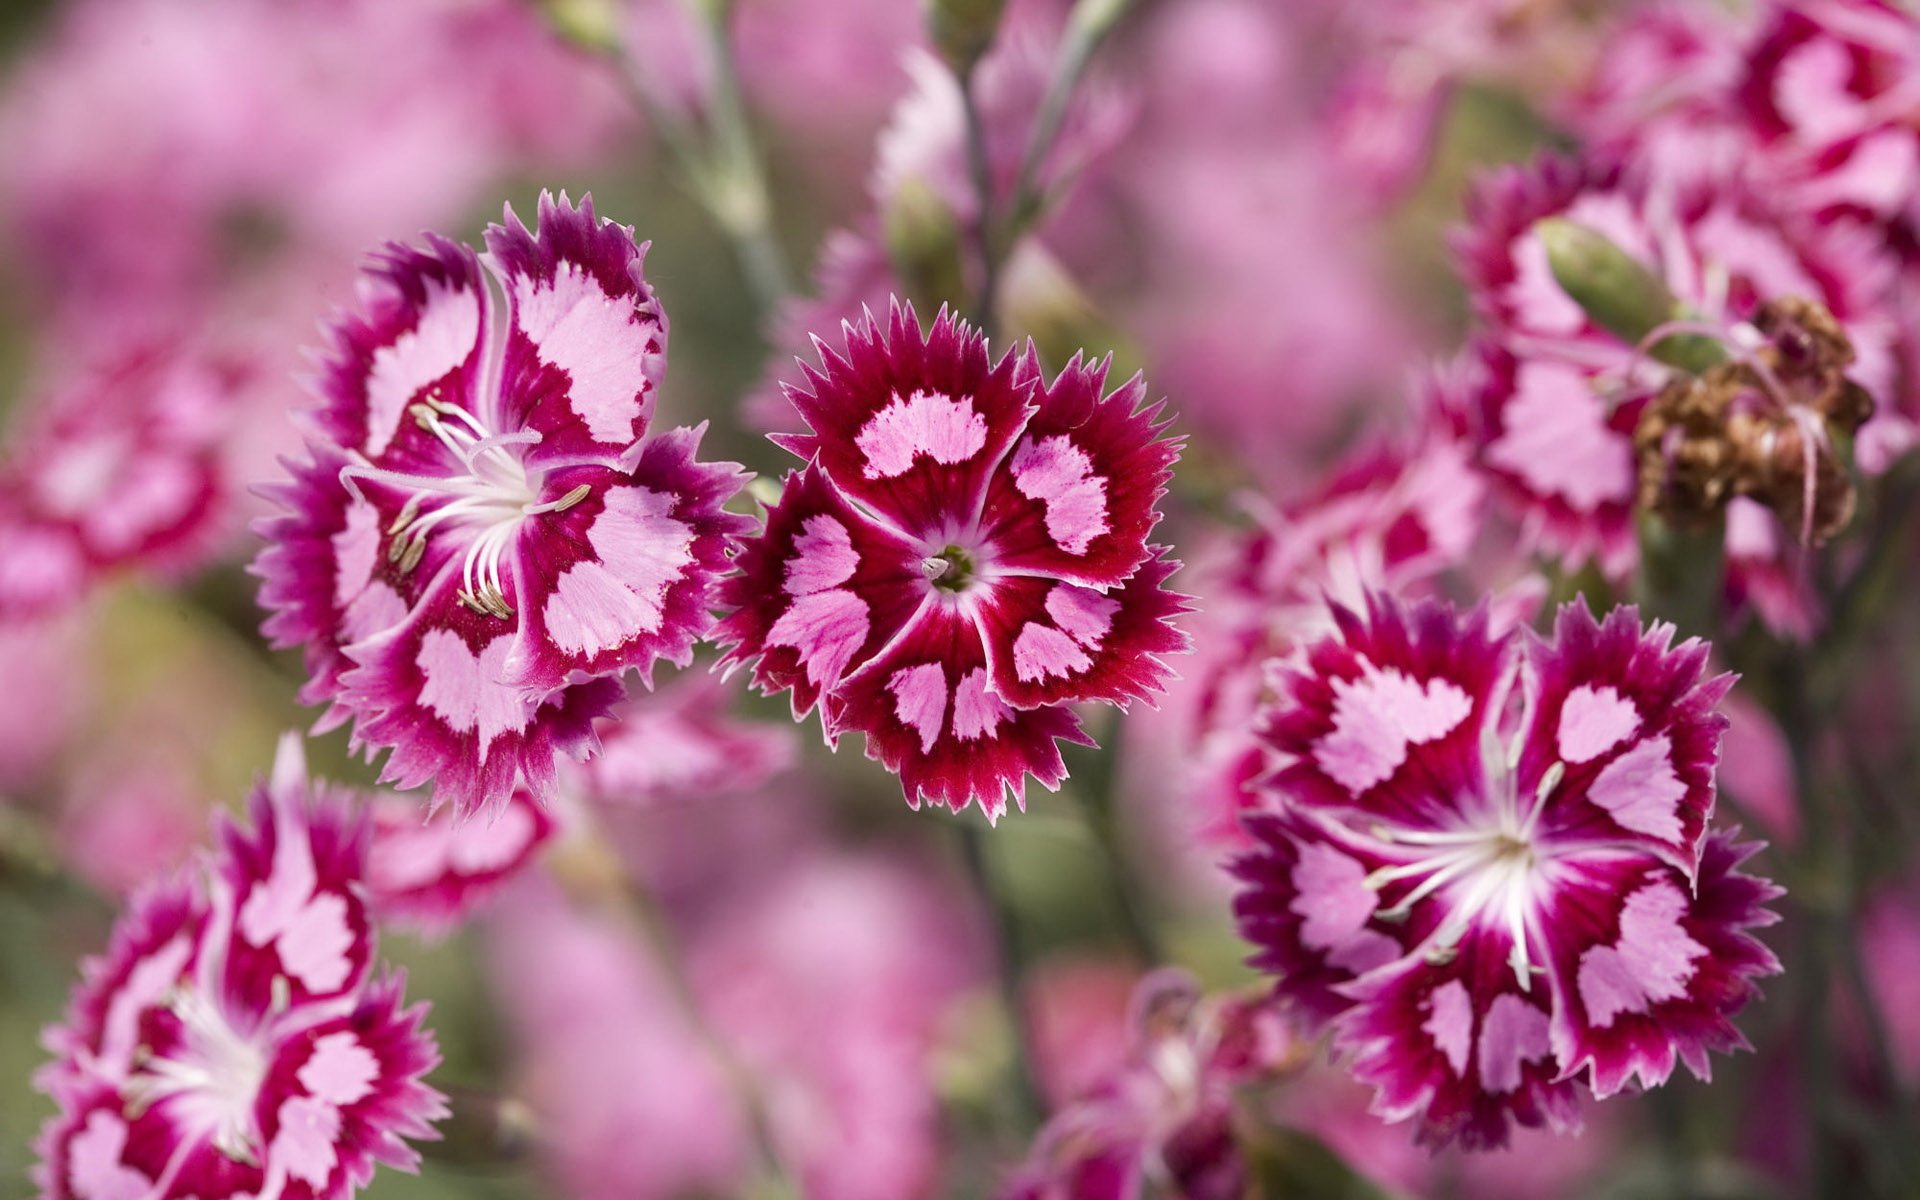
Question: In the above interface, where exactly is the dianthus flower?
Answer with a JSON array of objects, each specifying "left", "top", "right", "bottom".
[
  {"left": 364, "top": 789, "right": 555, "bottom": 937},
  {"left": 0, "top": 346, "right": 240, "bottom": 619},
  {"left": 254, "top": 192, "right": 749, "bottom": 817},
  {"left": 1232, "top": 596, "right": 1782, "bottom": 1149},
  {"left": 1171, "top": 378, "right": 1492, "bottom": 847},
  {"left": 1000, "top": 970, "right": 1298, "bottom": 1200},
  {"left": 34, "top": 736, "right": 445, "bottom": 1199},
  {"left": 718, "top": 302, "right": 1188, "bottom": 820}
]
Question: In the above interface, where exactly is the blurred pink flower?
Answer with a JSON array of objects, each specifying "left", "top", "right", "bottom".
[
  {"left": 0, "top": 0, "right": 629, "bottom": 333},
  {"left": 55, "top": 755, "right": 206, "bottom": 899},
  {"left": 0, "top": 346, "right": 244, "bottom": 620},
  {"left": 1000, "top": 970, "right": 1297, "bottom": 1200},
  {"left": 365, "top": 789, "right": 558, "bottom": 937},
  {"left": 0, "top": 611, "right": 86, "bottom": 789},
  {"left": 34, "top": 735, "right": 445, "bottom": 1200},
  {"left": 486, "top": 877, "right": 749, "bottom": 1200},
  {"left": 691, "top": 850, "right": 987, "bottom": 1200}
]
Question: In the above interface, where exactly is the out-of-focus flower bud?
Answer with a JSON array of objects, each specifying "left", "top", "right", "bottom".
[
  {"left": 1536, "top": 217, "right": 1720, "bottom": 372},
  {"left": 883, "top": 176, "right": 967, "bottom": 315},
  {"left": 539, "top": 0, "right": 623, "bottom": 55},
  {"left": 1536, "top": 217, "right": 1676, "bottom": 343},
  {"left": 926, "top": 0, "right": 1007, "bottom": 76}
]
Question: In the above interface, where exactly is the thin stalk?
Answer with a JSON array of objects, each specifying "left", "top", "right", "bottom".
[
  {"left": 957, "top": 821, "right": 1045, "bottom": 1126},
  {"left": 595, "top": 8, "right": 792, "bottom": 313},
  {"left": 565, "top": 835, "right": 793, "bottom": 1190},
  {"left": 1773, "top": 659, "right": 1846, "bottom": 1193},
  {"left": 957, "top": 63, "right": 1000, "bottom": 336},
  {"left": 694, "top": 0, "right": 794, "bottom": 307},
  {"left": 1006, "top": 0, "right": 1137, "bottom": 234}
]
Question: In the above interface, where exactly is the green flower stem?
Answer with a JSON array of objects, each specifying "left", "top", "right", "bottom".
[
  {"left": 584, "top": 4, "right": 792, "bottom": 314},
  {"left": 956, "top": 821, "right": 1046, "bottom": 1128}
]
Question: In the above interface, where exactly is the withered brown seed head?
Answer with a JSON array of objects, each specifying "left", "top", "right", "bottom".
[{"left": 1633, "top": 295, "right": 1868, "bottom": 544}]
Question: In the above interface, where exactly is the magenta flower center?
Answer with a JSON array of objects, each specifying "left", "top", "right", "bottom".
[
  {"left": 123, "top": 987, "right": 271, "bottom": 1168},
  {"left": 1366, "top": 740, "right": 1568, "bottom": 990},
  {"left": 342, "top": 398, "right": 590, "bottom": 619}
]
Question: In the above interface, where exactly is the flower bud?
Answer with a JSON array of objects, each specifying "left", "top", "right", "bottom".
[
  {"left": 882, "top": 176, "right": 968, "bottom": 315},
  {"left": 538, "top": 0, "right": 623, "bottom": 55},
  {"left": 926, "top": 0, "right": 1008, "bottom": 75},
  {"left": 1536, "top": 218, "right": 1720, "bottom": 372}
]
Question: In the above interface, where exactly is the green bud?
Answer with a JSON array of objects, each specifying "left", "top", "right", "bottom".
[
  {"left": 926, "top": 0, "right": 1008, "bottom": 75},
  {"left": 538, "top": 0, "right": 622, "bottom": 55},
  {"left": 1064, "top": 0, "right": 1132, "bottom": 43},
  {"left": 1536, "top": 217, "right": 1675, "bottom": 345},
  {"left": 883, "top": 177, "right": 968, "bottom": 317},
  {"left": 1535, "top": 218, "right": 1728, "bottom": 374}
]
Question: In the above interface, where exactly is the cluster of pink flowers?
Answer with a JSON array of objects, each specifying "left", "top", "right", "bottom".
[{"left": 35, "top": 0, "right": 1920, "bottom": 1193}]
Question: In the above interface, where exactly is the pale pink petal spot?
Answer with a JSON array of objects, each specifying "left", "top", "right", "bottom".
[
  {"left": 341, "top": 582, "right": 408, "bottom": 644},
  {"left": 1289, "top": 842, "right": 1381, "bottom": 951},
  {"left": 270, "top": 1094, "right": 344, "bottom": 1189},
  {"left": 1487, "top": 362, "right": 1635, "bottom": 514},
  {"left": 85, "top": 459, "right": 196, "bottom": 555},
  {"left": 368, "top": 825, "right": 454, "bottom": 893},
  {"left": 1774, "top": 37, "right": 1865, "bottom": 143},
  {"left": 34, "top": 433, "right": 128, "bottom": 517},
  {"left": 545, "top": 561, "right": 669, "bottom": 655},
  {"left": 277, "top": 894, "right": 355, "bottom": 995},
  {"left": 887, "top": 663, "right": 949, "bottom": 753},
  {"left": 1314, "top": 668, "right": 1472, "bottom": 795},
  {"left": 365, "top": 280, "right": 481, "bottom": 457},
  {"left": 1423, "top": 979, "right": 1474, "bottom": 1077},
  {"left": 1012, "top": 623, "right": 1094, "bottom": 683},
  {"left": 1477, "top": 993, "right": 1551, "bottom": 1094},
  {"left": 297, "top": 1031, "right": 380, "bottom": 1107},
  {"left": 239, "top": 811, "right": 320, "bottom": 950},
  {"left": 783, "top": 515, "right": 860, "bottom": 595},
  {"left": 767, "top": 589, "right": 871, "bottom": 688},
  {"left": 1557, "top": 684, "right": 1640, "bottom": 764},
  {"left": 332, "top": 497, "right": 386, "bottom": 609},
  {"left": 952, "top": 667, "right": 1010, "bottom": 740},
  {"left": 513, "top": 261, "right": 657, "bottom": 445},
  {"left": 1587, "top": 734, "right": 1688, "bottom": 842},
  {"left": 545, "top": 486, "right": 696, "bottom": 653},
  {"left": 1577, "top": 882, "right": 1708, "bottom": 1028},
  {"left": 1010, "top": 434, "right": 1110, "bottom": 556},
  {"left": 1045, "top": 584, "right": 1119, "bottom": 648},
  {"left": 68, "top": 1111, "right": 153, "bottom": 1200},
  {"left": 854, "top": 389, "right": 989, "bottom": 478},
  {"left": 416, "top": 631, "right": 531, "bottom": 746}
]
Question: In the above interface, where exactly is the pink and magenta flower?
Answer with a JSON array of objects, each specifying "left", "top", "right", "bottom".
[
  {"left": 254, "top": 192, "right": 750, "bottom": 818},
  {"left": 364, "top": 788, "right": 557, "bottom": 937},
  {"left": 0, "top": 345, "right": 241, "bottom": 620},
  {"left": 718, "top": 302, "right": 1189, "bottom": 820},
  {"left": 34, "top": 736, "right": 445, "bottom": 1200},
  {"left": 1000, "top": 970, "right": 1298, "bottom": 1200},
  {"left": 1231, "top": 596, "right": 1782, "bottom": 1149}
]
